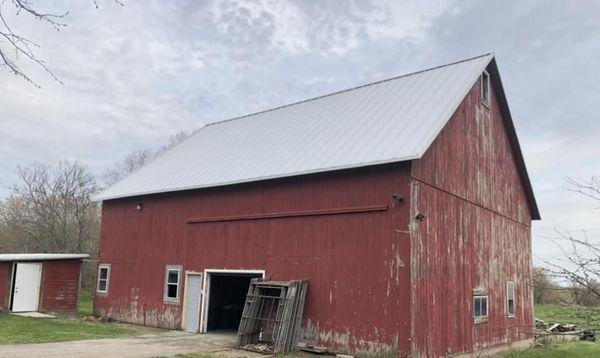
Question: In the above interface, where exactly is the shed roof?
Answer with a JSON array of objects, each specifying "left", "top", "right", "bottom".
[
  {"left": 0, "top": 254, "right": 90, "bottom": 262},
  {"left": 93, "top": 53, "right": 539, "bottom": 219}
]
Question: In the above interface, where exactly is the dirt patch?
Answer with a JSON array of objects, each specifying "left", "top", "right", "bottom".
[{"left": 0, "top": 332, "right": 266, "bottom": 358}]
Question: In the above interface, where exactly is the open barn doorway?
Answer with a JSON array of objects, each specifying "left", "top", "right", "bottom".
[{"left": 201, "top": 269, "right": 264, "bottom": 333}]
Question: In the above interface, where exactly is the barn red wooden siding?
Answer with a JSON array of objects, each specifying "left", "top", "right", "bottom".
[
  {"left": 96, "top": 163, "right": 413, "bottom": 355},
  {"left": 410, "top": 71, "right": 534, "bottom": 356},
  {"left": 40, "top": 260, "right": 82, "bottom": 312},
  {"left": 0, "top": 262, "right": 9, "bottom": 311}
]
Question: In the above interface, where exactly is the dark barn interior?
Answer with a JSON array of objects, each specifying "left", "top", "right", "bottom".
[{"left": 207, "top": 273, "right": 262, "bottom": 331}]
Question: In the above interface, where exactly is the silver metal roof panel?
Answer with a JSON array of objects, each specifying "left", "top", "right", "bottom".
[{"left": 94, "top": 54, "right": 494, "bottom": 201}]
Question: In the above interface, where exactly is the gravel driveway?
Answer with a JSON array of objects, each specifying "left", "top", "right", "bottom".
[{"left": 0, "top": 331, "right": 265, "bottom": 358}]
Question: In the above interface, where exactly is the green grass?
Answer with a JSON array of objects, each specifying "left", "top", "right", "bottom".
[
  {"left": 503, "top": 304, "right": 600, "bottom": 357},
  {"left": 78, "top": 289, "right": 94, "bottom": 317},
  {"left": 535, "top": 304, "right": 600, "bottom": 329},
  {"left": 0, "top": 288, "right": 138, "bottom": 344},
  {"left": 505, "top": 341, "right": 600, "bottom": 357},
  {"left": 0, "top": 313, "right": 134, "bottom": 344}
]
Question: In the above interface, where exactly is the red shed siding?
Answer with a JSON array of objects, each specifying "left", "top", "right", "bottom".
[
  {"left": 96, "top": 164, "right": 412, "bottom": 355},
  {"left": 410, "top": 75, "right": 533, "bottom": 356},
  {"left": 40, "top": 260, "right": 82, "bottom": 312},
  {"left": 0, "top": 262, "right": 10, "bottom": 311}
]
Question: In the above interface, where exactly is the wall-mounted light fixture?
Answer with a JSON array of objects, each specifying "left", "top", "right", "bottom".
[
  {"left": 136, "top": 202, "right": 143, "bottom": 211},
  {"left": 392, "top": 193, "right": 404, "bottom": 203}
]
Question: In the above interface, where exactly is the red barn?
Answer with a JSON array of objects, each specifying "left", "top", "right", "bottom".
[
  {"left": 94, "top": 53, "right": 540, "bottom": 357},
  {"left": 0, "top": 254, "right": 89, "bottom": 314}
]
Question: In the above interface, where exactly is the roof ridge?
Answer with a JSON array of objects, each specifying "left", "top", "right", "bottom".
[{"left": 205, "top": 52, "right": 493, "bottom": 127}]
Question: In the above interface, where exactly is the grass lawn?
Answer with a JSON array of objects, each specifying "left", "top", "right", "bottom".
[
  {"left": 0, "top": 288, "right": 137, "bottom": 344},
  {"left": 0, "top": 313, "right": 134, "bottom": 344},
  {"left": 504, "top": 304, "right": 600, "bottom": 357},
  {"left": 78, "top": 288, "right": 94, "bottom": 317},
  {"left": 504, "top": 341, "right": 600, "bottom": 357},
  {"left": 535, "top": 304, "right": 600, "bottom": 329}
]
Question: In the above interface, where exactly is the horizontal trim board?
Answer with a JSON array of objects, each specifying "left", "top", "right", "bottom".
[
  {"left": 187, "top": 205, "right": 389, "bottom": 224},
  {"left": 411, "top": 177, "right": 531, "bottom": 228}
]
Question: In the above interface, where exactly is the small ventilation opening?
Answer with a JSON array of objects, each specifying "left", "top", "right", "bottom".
[{"left": 481, "top": 70, "right": 491, "bottom": 106}]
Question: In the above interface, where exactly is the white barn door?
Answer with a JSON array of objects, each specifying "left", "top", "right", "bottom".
[
  {"left": 12, "top": 262, "right": 43, "bottom": 312},
  {"left": 183, "top": 273, "right": 203, "bottom": 333}
]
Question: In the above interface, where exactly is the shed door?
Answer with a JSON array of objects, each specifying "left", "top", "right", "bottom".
[
  {"left": 12, "top": 262, "right": 43, "bottom": 312},
  {"left": 184, "top": 274, "right": 203, "bottom": 333}
]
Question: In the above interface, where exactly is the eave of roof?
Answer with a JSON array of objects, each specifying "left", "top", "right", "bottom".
[
  {"left": 487, "top": 58, "right": 540, "bottom": 220},
  {"left": 0, "top": 253, "right": 90, "bottom": 262}
]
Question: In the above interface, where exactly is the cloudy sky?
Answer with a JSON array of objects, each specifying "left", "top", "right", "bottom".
[{"left": 1, "top": 0, "right": 598, "bottom": 261}]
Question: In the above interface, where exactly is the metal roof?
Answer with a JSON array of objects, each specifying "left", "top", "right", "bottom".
[
  {"left": 95, "top": 54, "right": 495, "bottom": 201},
  {"left": 0, "top": 253, "right": 90, "bottom": 262}
]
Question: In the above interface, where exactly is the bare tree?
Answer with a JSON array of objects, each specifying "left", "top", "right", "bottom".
[
  {"left": 533, "top": 267, "right": 553, "bottom": 304},
  {"left": 566, "top": 176, "right": 600, "bottom": 202},
  {"left": 0, "top": 199, "right": 16, "bottom": 251},
  {"left": 545, "top": 229, "right": 600, "bottom": 304},
  {"left": 0, "top": 161, "right": 100, "bottom": 253},
  {"left": 538, "top": 176, "right": 600, "bottom": 327},
  {"left": 161, "top": 130, "right": 190, "bottom": 152},
  {"left": 0, "top": 161, "right": 101, "bottom": 289},
  {"left": 0, "top": 196, "right": 26, "bottom": 251},
  {"left": 0, "top": 0, "right": 68, "bottom": 86},
  {"left": 0, "top": 0, "right": 122, "bottom": 86},
  {"left": 102, "top": 130, "right": 190, "bottom": 187},
  {"left": 101, "top": 148, "right": 154, "bottom": 187}
]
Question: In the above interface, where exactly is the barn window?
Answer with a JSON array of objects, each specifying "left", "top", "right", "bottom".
[
  {"left": 507, "top": 281, "right": 516, "bottom": 317},
  {"left": 481, "top": 70, "right": 491, "bottom": 106},
  {"left": 97, "top": 264, "right": 110, "bottom": 294},
  {"left": 164, "top": 266, "right": 182, "bottom": 302},
  {"left": 473, "top": 295, "right": 488, "bottom": 323}
]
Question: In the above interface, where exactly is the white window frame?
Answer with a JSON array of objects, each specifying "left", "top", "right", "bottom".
[
  {"left": 473, "top": 294, "right": 489, "bottom": 323},
  {"left": 507, "top": 281, "right": 516, "bottom": 317},
  {"left": 164, "top": 265, "right": 182, "bottom": 303},
  {"left": 97, "top": 264, "right": 111, "bottom": 294},
  {"left": 481, "top": 70, "right": 491, "bottom": 107}
]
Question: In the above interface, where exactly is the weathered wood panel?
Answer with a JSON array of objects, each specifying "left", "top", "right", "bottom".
[
  {"left": 410, "top": 73, "right": 534, "bottom": 356},
  {"left": 96, "top": 163, "right": 412, "bottom": 355},
  {"left": 40, "top": 260, "right": 82, "bottom": 312},
  {"left": 412, "top": 73, "right": 532, "bottom": 225},
  {"left": 0, "top": 262, "right": 9, "bottom": 311}
]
